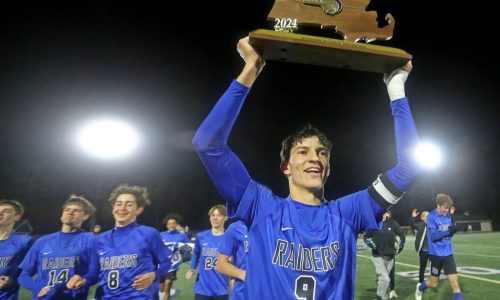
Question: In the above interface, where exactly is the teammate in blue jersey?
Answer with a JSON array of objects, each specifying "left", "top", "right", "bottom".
[
  {"left": 0, "top": 199, "right": 33, "bottom": 300},
  {"left": 94, "top": 184, "right": 171, "bottom": 300},
  {"left": 415, "top": 194, "right": 462, "bottom": 300},
  {"left": 19, "top": 195, "right": 98, "bottom": 300},
  {"left": 159, "top": 213, "right": 190, "bottom": 300},
  {"left": 192, "top": 36, "right": 423, "bottom": 300},
  {"left": 216, "top": 220, "right": 248, "bottom": 300},
  {"left": 185, "top": 205, "right": 229, "bottom": 300}
]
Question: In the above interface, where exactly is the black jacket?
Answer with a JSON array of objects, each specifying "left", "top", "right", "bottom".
[
  {"left": 410, "top": 216, "right": 428, "bottom": 252},
  {"left": 364, "top": 219, "right": 406, "bottom": 258}
]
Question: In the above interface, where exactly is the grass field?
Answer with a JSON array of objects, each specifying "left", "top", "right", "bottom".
[{"left": 18, "top": 232, "right": 500, "bottom": 299}]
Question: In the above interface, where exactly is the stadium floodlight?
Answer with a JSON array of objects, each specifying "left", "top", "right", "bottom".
[
  {"left": 414, "top": 141, "right": 442, "bottom": 169},
  {"left": 76, "top": 118, "right": 140, "bottom": 160}
]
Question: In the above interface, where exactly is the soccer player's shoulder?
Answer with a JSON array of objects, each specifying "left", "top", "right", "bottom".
[
  {"left": 79, "top": 231, "right": 97, "bottom": 242},
  {"left": 8, "top": 233, "right": 33, "bottom": 248},
  {"left": 11, "top": 232, "right": 32, "bottom": 242},
  {"left": 226, "top": 222, "right": 237, "bottom": 233},
  {"left": 229, "top": 220, "right": 247, "bottom": 234},
  {"left": 428, "top": 210, "right": 438, "bottom": 219},
  {"left": 196, "top": 229, "right": 212, "bottom": 239},
  {"left": 79, "top": 231, "right": 94, "bottom": 237},
  {"left": 96, "top": 229, "right": 113, "bottom": 243},
  {"left": 35, "top": 232, "right": 59, "bottom": 243},
  {"left": 330, "top": 190, "right": 367, "bottom": 203},
  {"left": 136, "top": 224, "right": 161, "bottom": 236}
]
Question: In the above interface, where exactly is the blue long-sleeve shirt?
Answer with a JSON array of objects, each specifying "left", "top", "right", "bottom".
[
  {"left": 0, "top": 233, "right": 33, "bottom": 300},
  {"left": 427, "top": 210, "right": 454, "bottom": 256},
  {"left": 189, "top": 230, "right": 228, "bottom": 296},
  {"left": 19, "top": 230, "right": 98, "bottom": 300},
  {"left": 192, "top": 79, "right": 422, "bottom": 300},
  {"left": 94, "top": 222, "right": 171, "bottom": 300}
]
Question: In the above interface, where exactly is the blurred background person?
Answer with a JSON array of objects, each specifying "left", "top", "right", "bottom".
[{"left": 364, "top": 211, "right": 405, "bottom": 299}]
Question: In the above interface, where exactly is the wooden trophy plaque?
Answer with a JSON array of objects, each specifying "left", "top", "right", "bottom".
[{"left": 249, "top": 0, "right": 412, "bottom": 73}]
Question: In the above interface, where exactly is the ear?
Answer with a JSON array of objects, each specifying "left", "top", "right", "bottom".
[
  {"left": 14, "top": 215, "right": 22, "bottom": 222},
  {"left": 280, "top": 161, "right": 290, "bottom": 176},
  {"left": 82, "top": 214, "right": 90, "bottom": 222},
  {"left": 136, "top": 206, "right": 144, "bottom": 216}
]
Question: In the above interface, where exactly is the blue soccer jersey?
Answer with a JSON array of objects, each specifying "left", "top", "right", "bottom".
[
  {"left": 159, "top": 231, "right": 190, "bottom": 272},
  {"left": 0, "top": 233, "right": 33, "bottom": 300},
  {"left": 18, "top": 231, "right": 98, "bottom": 300},
  {"left": 426, "top": 209, "right": 454, "bottom": 256},
  {"left": 218, "top": 221, "right": 248, "bottom": 300},
  {"left": 190, "top": 230, "right": 228, "bottom": 296},
  {"left": 192, "top": 80, "right": 422, "bottom": 299},
  {"left": 94, "top": 222, "right": 170, "bottom": 300}
]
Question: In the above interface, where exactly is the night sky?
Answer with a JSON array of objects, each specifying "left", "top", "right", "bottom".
[{"left": 0, "top": 1, "right": 498, "bottom": 234}]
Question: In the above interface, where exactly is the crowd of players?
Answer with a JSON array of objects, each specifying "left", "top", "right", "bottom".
[
  {"left": 1, "top": 185, "right": 173, "bottom": 300},
  {"left": 1, "top": 36, "right": 464, "bottom": 300},
  {"left": 0, "top": 186, "right": 250, "bottom": 300},
  {"left": 0, "top": 190, "right": 462, "bottom": 300}
]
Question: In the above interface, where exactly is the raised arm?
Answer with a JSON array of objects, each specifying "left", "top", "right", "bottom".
[
  {"left": 409, "top": 208, "right": 420, "bottom": 229},
  {"left": 192, "top": 37, "right": 265, "bottom": 214},
  {"left": 385, "top": 61, "right": 421, "bottom": 189},
  {"left": 368, "top": 61, "right": 423, "bottom": 210},
  {"left": 235, "top": 36, "right": 266, "bottom": 88}
]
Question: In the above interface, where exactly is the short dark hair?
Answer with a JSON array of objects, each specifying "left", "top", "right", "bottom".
[
  {"left": 163, "top": 213, "right": 182, "bottom": 224},
  {"left": 63, "top": 194, "right": 96, "bottom": 216},
  {"left": 280, "top": 123, "right": 332, "bottom": 164},
  {"left": 108, "top": 184, "right": 150, "bottom": 207},
  {"left": 0, "top": 199, "right": 25, "bottom": 215}
]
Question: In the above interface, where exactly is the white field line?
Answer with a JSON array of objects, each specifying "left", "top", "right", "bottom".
[
  {"left": 357, "top": 254, "right": 500, "bottom": 284},
  {"left": 454, "top": 252, "right": 500, "bottom": 259}
]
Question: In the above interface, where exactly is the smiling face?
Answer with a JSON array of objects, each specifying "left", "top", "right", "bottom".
[
  {"left": 209, "top": 208, "right": 227, "bottom": 230},
  {"left": 112, "top": 193, "right": 144, "bottom": 227},
  {"left": 437, "top": 203, "right": 451, "bottom": 216},
  {"left": 166, "top": 218, "right": 178, "bottom": 232},
  {"left": 281, "top": 136, "right": 330, "bottom": 195}
]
